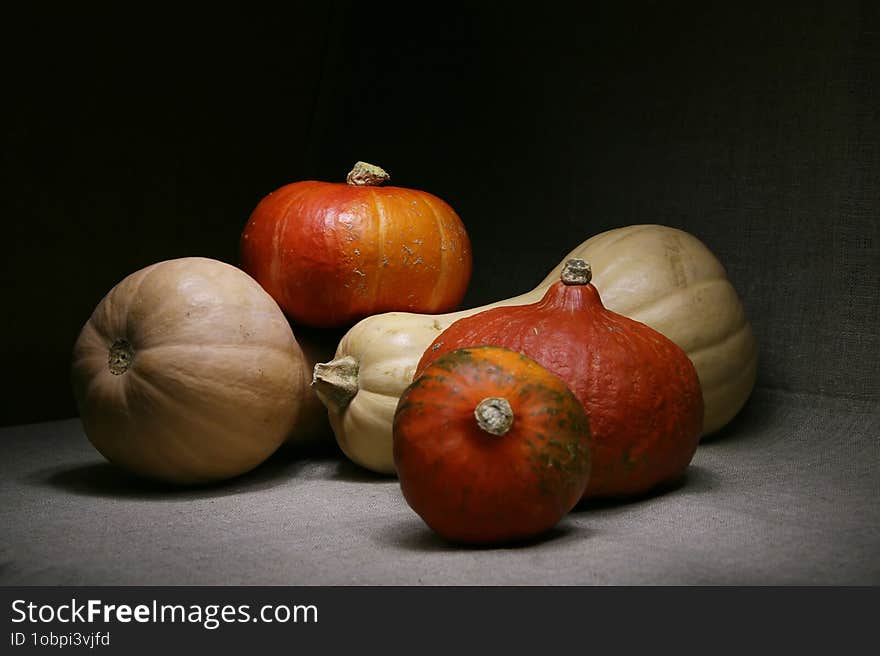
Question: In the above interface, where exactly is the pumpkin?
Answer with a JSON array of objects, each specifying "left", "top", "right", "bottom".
[
  {"left": 313, "top": 224, "right": 756, "bottom": 474},
  {"left": 70, "top": 257, "right": 314, "bottom": 485},
  {"left": 394, "top": 346, "right": 592, "bottom": 544},
  {"left": 240, "top": 161, "right": 473, "bottom": 328},
  {"left": 541, "top": 225, "right": 756, "bottom": 434},
  {"left": 417, "top": 259, "right": 704, "bottom": 499}
]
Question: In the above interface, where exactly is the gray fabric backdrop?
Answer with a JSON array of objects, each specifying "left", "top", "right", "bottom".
[
  {"left": 1, "top": 2, "right": 878, "bottom": 425},
  {"left": 317, "top": 1, "right": 880, "bottom": 404}
]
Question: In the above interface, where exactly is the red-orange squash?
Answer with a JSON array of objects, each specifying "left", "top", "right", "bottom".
[
  {"left": 393, "top": 346, "right": 592, "bottom": 544},
  {"left": 240, "top": 162, "right": 472, "bottom": 328},
  {"left": 416, "top": 259, "right": 704, "bottom": 500}
]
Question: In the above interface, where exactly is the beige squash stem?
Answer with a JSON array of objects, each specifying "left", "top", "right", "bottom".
[{"left": 312, "top": 356, "right": 360, "bottom": 413}]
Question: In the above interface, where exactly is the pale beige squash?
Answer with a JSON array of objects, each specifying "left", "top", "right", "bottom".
[
  {"left": 71, "top": 257, "right": 314, "bottom": 485},
  {"left": 313, "top": 225, "right": 757, "bottom": 474}
]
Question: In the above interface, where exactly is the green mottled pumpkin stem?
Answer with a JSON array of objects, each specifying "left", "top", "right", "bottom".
[
  {"left": 346, "top": 162, "right": 390, "bottom": 186},
  {"left": 312, "top": 356, "right": 359, "bottom": 413},
  {"left": 561, "top": 259, "right": 592, "bottom": 285},
  {"left": 475, "top": 397, "right": 514, "bottom": 436}
]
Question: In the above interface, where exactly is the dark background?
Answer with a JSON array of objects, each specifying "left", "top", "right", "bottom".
[{"left": 2, "top": 1, "right": 877, "bottom": 427}]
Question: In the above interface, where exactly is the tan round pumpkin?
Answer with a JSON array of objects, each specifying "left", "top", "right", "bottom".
[{"left": 71, "top": 257, "right": 311, "bottom": 485}]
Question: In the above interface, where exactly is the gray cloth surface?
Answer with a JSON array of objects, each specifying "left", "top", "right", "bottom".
[{"left": 2, "top": 388, "right": 877, "bottom": 586}]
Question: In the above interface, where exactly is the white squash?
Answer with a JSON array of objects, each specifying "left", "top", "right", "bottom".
[
  {"left": 71, "top": 257, "right": 314, "bottom": 485},
  {"left": 313, "top": 225, "right": 758, "bottom": 474}
]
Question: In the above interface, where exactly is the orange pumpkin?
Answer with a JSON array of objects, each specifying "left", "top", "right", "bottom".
[
  {"left": 417, "top": 259, "right": 704, "bottom": 500},
  {"left": 393, "top": 346, "right": 592, "bottom": 544},
  {"left": 240, "top": 162, "right": 472, "bottom": 328}
]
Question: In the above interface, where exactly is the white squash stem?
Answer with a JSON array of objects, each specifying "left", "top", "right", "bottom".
[{"left": 312, "top": 355, "right": 359, "bottom": 414}]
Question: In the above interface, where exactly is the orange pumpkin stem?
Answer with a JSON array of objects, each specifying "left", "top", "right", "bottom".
[
  {"left": 561, "top": 259, "right": 592, "bottom": 285},
  {"left": 474, "top": 397, "right": 514, "bottom": 436},
  {"left": 345, "top": 161, "right": 391, "bottom": 186}
]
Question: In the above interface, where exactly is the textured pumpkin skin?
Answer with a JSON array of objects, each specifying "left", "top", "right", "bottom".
[
  {"left": 71, "top": 257, "right": 312, "bottom": 485},
  {"left": 416, "top": 269, "right": 704, "bottom": 499},
  {"left": 314, "top": 224, "right": 755, "bottom": 474},
  {"left": 394, "top": 346, "right": 592, "bottom": 544},
  {"left": 543, "top": 225, "right": 756, "bottom": 436},
  {"left": 240, "top": 174, "right": 472, "bottom": 328}
]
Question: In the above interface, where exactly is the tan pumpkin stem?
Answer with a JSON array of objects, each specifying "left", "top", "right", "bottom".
[
  {"left": 345, "top": 161, "right": 390, "bottom": 186},
  {"left": 474, "top": 397, "right": 514, "bottom": 436},
  {"left": 312, "top": 356, "right": 360, "bottom": 413},
  {"left": 561, "top": 259, "right": 592, "bottom": 285},
  {"left": 108, "top": 338, "right": 134, "bottom": 375}
]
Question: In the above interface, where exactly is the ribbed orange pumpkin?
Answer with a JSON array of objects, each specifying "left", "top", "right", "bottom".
[
  {"left": 394, "top": 346, "right": 592, "bottom": 544},
  {"left": 240, "top": 162, "right": 472, "bottom": 328},
  {"left": 416, "top": 259, "right": 704, "bottom": 500}
]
